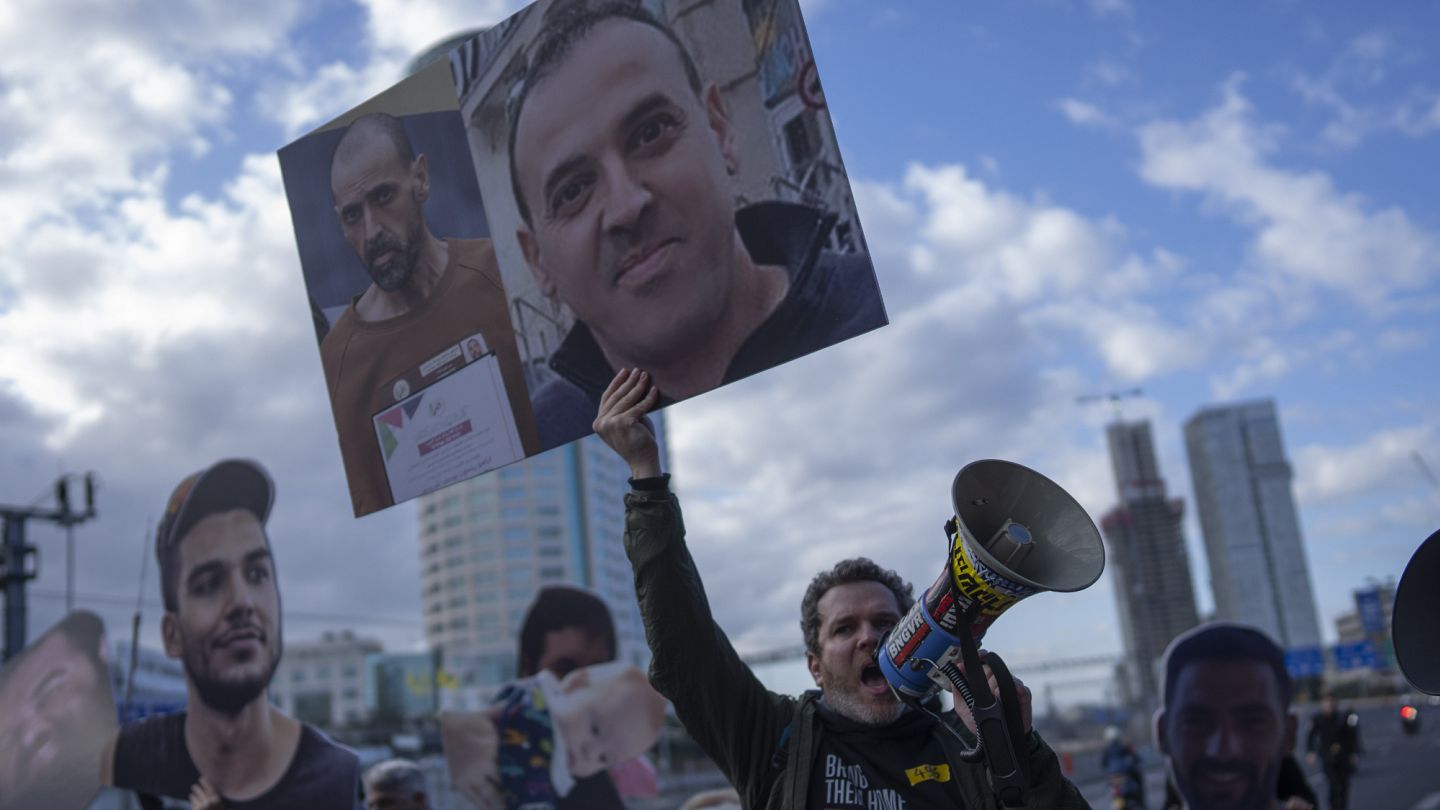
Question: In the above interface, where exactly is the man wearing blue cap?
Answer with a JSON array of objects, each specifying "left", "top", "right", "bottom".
[{"left": 100, "top": 459, "right": 360, "bottom": 808}]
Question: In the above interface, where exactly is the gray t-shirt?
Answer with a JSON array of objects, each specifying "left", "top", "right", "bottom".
[{"left": 113, "top": 712, "right": 360, "bottom": 809}]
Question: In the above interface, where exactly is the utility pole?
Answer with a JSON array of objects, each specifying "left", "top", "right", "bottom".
[{"left": 1, "top": 473, "right": 98, "bottom": 661}]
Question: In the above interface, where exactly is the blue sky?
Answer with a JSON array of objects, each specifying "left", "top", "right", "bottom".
[{"left": 1, "top": 0, "right": 1437, "bottom": 705}]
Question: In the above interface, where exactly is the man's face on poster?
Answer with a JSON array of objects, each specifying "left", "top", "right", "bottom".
[
  {"left": 164, "top": 509, "right": 283, "bottom": 715},
  {"left": 332, "top": 130, "right": 430, "bottom": 293},
  {"left": 1158, "top": 660, "right": 1296, "bottom": 810},
  {"left": 513, "top": 18, "right": 742, "bottom": 363},
  {"left": 0, "top": 629, "right": 111, "bottom": 808}
]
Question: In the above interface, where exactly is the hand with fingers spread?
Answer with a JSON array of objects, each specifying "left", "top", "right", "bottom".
[
  {"left": 943, "top": 652, "right": 1033, "bottom": 736},
  {"left": 593, "top": 369, "right": 662, "bottom": 478},
  {"left": 188, "top": 776, "right": 224, "bottom": 810},
  {"left": 440, "top": 709, "right": 503, "bottom": 810}
]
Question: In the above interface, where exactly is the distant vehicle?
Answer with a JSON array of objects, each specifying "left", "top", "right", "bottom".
[
  {"left": 1401, "top": 702, "right": 1421, "bottom": 735},
  {"left": 1108, "top": 772, "right": 1144, "bottom": 810}
]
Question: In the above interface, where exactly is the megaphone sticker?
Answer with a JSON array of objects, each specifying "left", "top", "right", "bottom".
[
  {"left": 884, "top": 599, "right": 935, "bottom": 665},
  {"left": 950, "top": 526, "right": 1039, "bottom": 615}
]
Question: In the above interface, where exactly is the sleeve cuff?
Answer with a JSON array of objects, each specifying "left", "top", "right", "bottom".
[{"left": 629, "top": 473, "right": 671, "bottom": 492}]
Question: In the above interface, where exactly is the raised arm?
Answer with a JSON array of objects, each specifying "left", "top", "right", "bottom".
[{"left": 593, "top": 369, "right": 794, "bottom": 804}]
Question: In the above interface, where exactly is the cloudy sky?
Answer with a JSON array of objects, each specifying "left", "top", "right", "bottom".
[{"left": 2, "top": 0, "right": 1438, "bottom": 705}]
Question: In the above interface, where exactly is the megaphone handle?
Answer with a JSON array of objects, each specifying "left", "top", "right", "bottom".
[
  {"left": 982, "top": 650, "right": 1030, "bottom": 806},
  {"left": 950, "top": 634, "right": 1029, "bottom": 808}
]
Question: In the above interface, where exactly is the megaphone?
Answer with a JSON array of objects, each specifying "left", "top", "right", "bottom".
[
  {"left": 878, "top": 459, "right": 1106, "bottom": 703},
  {"left": 1394, "top": 528, "right": 1440, "bottom": 695}
]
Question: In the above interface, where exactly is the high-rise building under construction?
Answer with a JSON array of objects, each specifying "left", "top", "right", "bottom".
[{"left": 1100, "top": 419, "right": 1200, "bottom": 712}]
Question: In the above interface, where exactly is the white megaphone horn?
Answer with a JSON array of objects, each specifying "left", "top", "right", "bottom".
[{"left": 878, "top": 460, "right": 1106, "bottom": 701}]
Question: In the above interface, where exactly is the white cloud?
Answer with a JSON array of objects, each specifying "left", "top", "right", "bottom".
[
  {"left": 256, "top": 0, "right": 523, "bottom": 137},
  {"left": 257, "top": 60, "right": 382, "bottom": 138},
  {"left": 1288, "top": 30, "right": 1440, "bottom": 148},
  {"left": 1392, "top": 91, "right": 1440, "bottom": 138},
  {"left": 1087, "top": 59, "right": 1133, "bottom": 87},
  {"left": 898, "top": 163, "right": 1164, "bottom": 308},
  {"left": 1034, "top": 299, "right": 1203, "bottom": 382},
  {"left": 1057, "top": 97, "right": 1118, "bottom": 129},
  {"left": 1137, "top": 79, "right": 1440, "bottom": 310},
  {"left": 1294, "top": 423, "right": 1439, "bottom": 505},
  {"left": 360, "top": 0, "right": 513, "bottom": 58},
  {"left": 0, "top": 0, "right": 303, "bottom": 247},
  {"left": 1377, "top": 328, "right": 1430, "bottom": 352}
]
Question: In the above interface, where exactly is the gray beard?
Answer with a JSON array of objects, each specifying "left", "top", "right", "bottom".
[
  {"left": 365, "top": 219, "right": 424, "bottom": 292},
  {"left": 820, "top": 689, "right": 904, "bottom": 726}
]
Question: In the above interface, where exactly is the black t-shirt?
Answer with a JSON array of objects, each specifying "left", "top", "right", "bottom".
[
  {"left": 112, "top": 712, "right": 360, "bottom": 809},
  {"left": 808, "top": 703, "right": 966, "bottom": 809}
]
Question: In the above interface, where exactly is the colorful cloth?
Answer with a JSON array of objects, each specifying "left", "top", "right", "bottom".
[{"left": 492, "top": 673, "right": 573, "bottom": 809}]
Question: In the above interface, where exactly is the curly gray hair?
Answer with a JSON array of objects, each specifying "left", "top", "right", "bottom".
[{"left": 800, "top": 557, "right": 915, "bottom": 656}]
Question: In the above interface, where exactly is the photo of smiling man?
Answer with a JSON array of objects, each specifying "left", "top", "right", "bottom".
[
  {"left": 452, "top": 0, "right": 888, "bottom": 450},
  {"left": 100, "top": 459, "right": 361, "bottom": 808}
]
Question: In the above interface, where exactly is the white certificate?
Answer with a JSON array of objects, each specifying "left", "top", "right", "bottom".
[{"left": 372, "top": 340, "right": 524, "bottom": 502}]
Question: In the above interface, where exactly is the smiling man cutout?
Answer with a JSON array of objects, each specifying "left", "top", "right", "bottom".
[{"left": 101, "top": 459, "right": 361, "bottom": 808}]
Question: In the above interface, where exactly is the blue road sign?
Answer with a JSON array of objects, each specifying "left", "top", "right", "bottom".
[
  {"left": 1332, "top": 640, "right": 1381, "bottom": 671},
  {"left": 1286, "top": 646, "right": 1326, "bottom": 678},
  {"left": 1355, "top": 587, "right": 1386, "bottom": 635}
]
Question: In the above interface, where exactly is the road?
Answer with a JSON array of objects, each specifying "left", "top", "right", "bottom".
[{"left": 1080, "top": 703, "right": 1440, "bottom": 809}]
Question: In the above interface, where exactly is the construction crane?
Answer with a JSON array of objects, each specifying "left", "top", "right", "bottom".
[{"left": 1075, "top": 388, "right": 1144, "bottom": 422}]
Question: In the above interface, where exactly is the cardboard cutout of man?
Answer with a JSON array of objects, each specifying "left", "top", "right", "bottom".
[
  {"left": 1156, "top": 623, "right": 1299, "bottom": 810},
  {"left": 322, "top": 113, "right": 540, "bottom": 514},
  {"left": 0, "top": 611, "right": 115, "bottom": 810},
  {"left": 100, "top": 459, "right": 361, "bottom": 808},
  {"left": 507, "top": 3, "right": 886, "bottom": 449},
  {"left": 515, "top": 585, "right": 639, "bottom": 809}
]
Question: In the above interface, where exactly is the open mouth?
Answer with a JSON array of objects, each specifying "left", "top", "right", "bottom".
[{"left": 860, "top": 662, "right": 890, "bottom": 696}]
